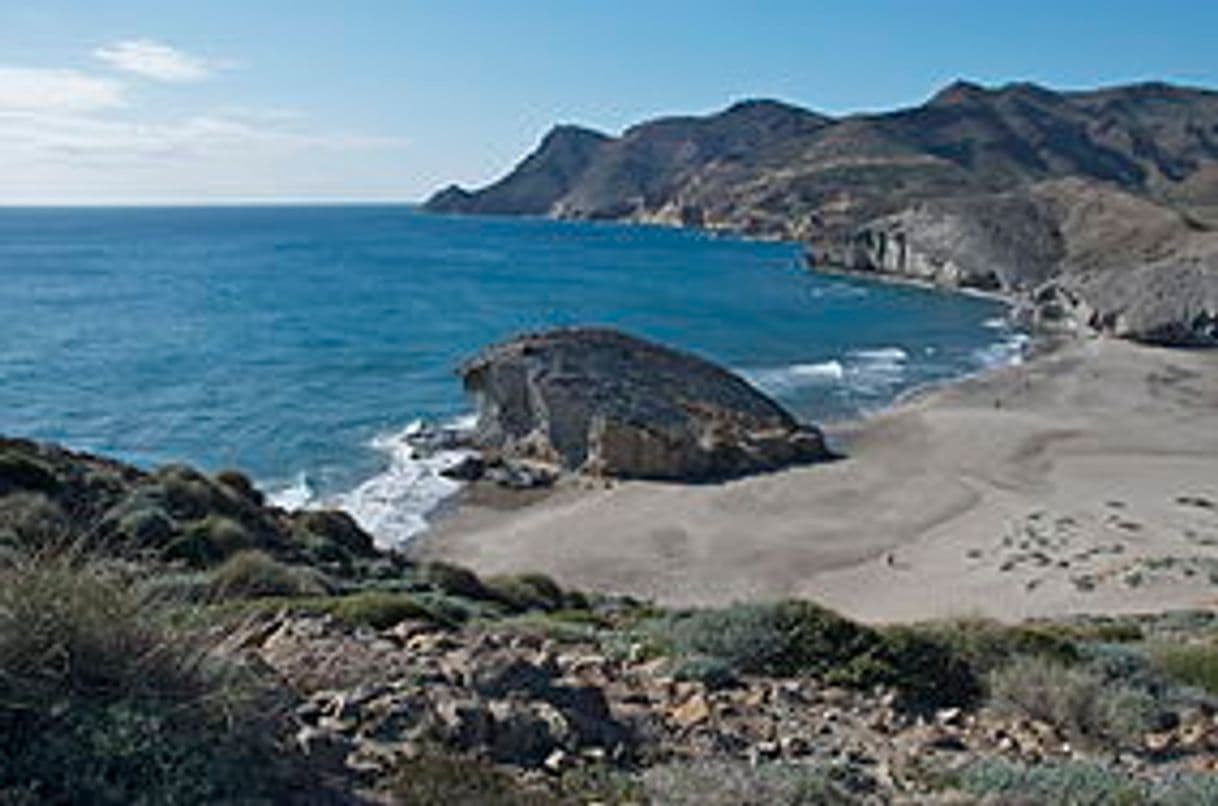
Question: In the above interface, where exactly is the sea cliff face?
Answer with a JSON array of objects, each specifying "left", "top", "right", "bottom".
[{"left": 426, "top": 81, "right": 1218, "bottom": 345}]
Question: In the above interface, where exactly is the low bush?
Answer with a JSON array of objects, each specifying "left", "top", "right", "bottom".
[
  {"left": 988, "top": 656, "right": 1158, "bottom": 749},
  {"left": 207, "top": 549, "right": 329, "bottom": 601},
  {"left": 483, "top": 572, "right": 574, "bottom": 613},
  {"left": 652, "top": 600, "right": 979, "bottom": 707},
  {"left": 0, "top": 491, "right": 73, "bottom": 552},
  {"left": 214, "top": 469, "right": 263, "bottom": 505},
  {"left": 0, "top": 556, "right": 310, "bottom": 803},
  {"left": 385, "top": 754, "right": 557, "bottom": 805},
  {"left": 423, "top": 560, "right": 491, "bottom": 600},
  {"left": 957, "top": 759, "right": 1146, "bottom": 805},
  {"left": 328, "top": 590, "right": 457, "bottom": 630},
  {"left": 909, "top": 617, "right": 1080, "bottom": 676},
  {"left": 163, "top": 515, "right": 254, "bottom": 567},
  {"left": 1151, "top": 641, "right": 1218, "bottom": 696},
  {"left": 642, "top": 760, "right": 856, "bottom": 805}
]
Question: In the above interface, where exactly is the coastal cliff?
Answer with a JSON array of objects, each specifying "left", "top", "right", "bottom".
[{"left": 425, "top": 81, "right": 1218, "bottom": 345}]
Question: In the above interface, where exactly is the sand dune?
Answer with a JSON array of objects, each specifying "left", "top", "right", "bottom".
[{"left": 415, "top": 338, "right": 1218, "bottom": 623}]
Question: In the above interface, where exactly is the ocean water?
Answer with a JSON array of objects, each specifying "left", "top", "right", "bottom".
[{"left": 0, "top": 206, "right": 1023, "bottom": 545}]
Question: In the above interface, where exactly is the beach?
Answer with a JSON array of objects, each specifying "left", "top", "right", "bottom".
[{"left": 416, "top": 336, "right": 1218, "bottom": 623}]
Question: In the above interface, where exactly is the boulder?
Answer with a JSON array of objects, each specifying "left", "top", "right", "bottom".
[{"left": 459, "top": 328, "right": 832, "bottom": 481}]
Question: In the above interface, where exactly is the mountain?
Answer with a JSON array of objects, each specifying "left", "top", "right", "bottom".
[{"left": 425, "top": 81, "right": 1218, "bottom": 345}]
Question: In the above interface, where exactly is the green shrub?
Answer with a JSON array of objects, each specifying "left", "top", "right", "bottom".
[
  {"left": 1151, "top": 642, "right": 1218, "bottom": 695},
  {"left": 0, "top": 557, "right": 310, "bottom": 803},
  {"left": 208, "top": 549, "right": 329, "bottom": 601},
  {"left": 642, "top": 760, "right": 856, "bottom": 805},
  {"left": 0, "top": 449, "right": 60, "bottom": 494},
  {"left": 0, "top": 492, "right": 73, "bottom": 552},
  {"left": 386, "top": 754, "right": 557, "bottom": 805},
  {"left": 957, "top": 759, "right": 1146, "bottom": 805},
  {"left": 988, "top": 656, "right": 1157, "bottom": 748},
  {"left": 483, "top": 572, "right": 572, "bottom": 612},
  {"left": 292, "top": 509, "right": 376, "bottom": 558},
  {"left": 423, "top": 560, "right": 491, "bottom": 600},
  {"left": 163, "top": 515, "right": 254, "bottom": 567},
  {"left": 329, "top": 591, "right": 454, "bottom": 630},
  {"left": 909, "top": 617, "right": 1080, "bottom": 677},
  {"left": 214, "top": 469, "right": 264, "bottom": 505},
  {"left": 652, "top": 600, "right": 977, "bottom": 707}
]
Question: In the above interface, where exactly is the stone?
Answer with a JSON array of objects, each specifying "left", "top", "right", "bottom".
[
  {"left": 671, "top": 693, "right": 712, "bottom": 728},
  {"left": 460, "top": 328, "right": 832, "bottom": 482}
]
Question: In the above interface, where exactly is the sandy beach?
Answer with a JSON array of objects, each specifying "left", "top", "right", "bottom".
[{"left": 414, "top": 337, "right": 1218, "bottom": 623}]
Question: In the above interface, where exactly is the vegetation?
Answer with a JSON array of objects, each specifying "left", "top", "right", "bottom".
[
  {"left": 641, "top": 760, "right": 855, "bottom": 806},
  {"left": 988, "top": 656, "right": 1160, "bottom": 749},
  {"left": 650, "top": 600, "right": 979, "bottom": 708},
  {"left": 1151, "top": 641, "right": 1218, "bottom": 695},
  {"left": 0, "top": 556, "right": 313, "bottom": 804}
]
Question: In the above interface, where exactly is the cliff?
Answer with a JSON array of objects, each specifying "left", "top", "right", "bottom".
[{"left": 425, "top": 81, "right": 1218, "bottom": 345}]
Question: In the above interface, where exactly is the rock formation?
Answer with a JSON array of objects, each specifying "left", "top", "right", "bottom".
[
  {"left": 458, "top": 328, "right": 830, "bottom": 481},
  {"left": 426, "top": 80, "right": 1218, "bottom": 345}
]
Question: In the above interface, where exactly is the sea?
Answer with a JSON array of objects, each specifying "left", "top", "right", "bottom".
[{"left": 0, "top": 205, "right": 1025, "bottom": 546}]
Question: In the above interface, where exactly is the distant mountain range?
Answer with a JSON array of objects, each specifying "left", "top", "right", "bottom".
[{"left": 426, "top": 81, "right": 1218, "bottom": 345}]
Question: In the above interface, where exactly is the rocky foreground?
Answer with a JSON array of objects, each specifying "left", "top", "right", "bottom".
[
  {"left": 5, "top": 434, "right": 1218, "bottom": 803},
  {"left": 426, "top": 80, "right": 1218, "bottom": 345}
]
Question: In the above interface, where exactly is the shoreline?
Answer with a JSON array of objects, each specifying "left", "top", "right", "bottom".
[{"left": 412, "top": 334, "right": 1218, "bottom": 623}]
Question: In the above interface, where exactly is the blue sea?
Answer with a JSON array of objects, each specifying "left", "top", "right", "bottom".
[{"left": 0, "top": 206, "right": 1023, "bottom": 544}]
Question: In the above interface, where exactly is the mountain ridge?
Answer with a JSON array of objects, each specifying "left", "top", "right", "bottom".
[{"left": 426, "top": 80, "right": 1218, "bottom": 345}]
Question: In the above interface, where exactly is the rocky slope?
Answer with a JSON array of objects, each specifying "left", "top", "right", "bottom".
[
  {"left": 426, "top": 81, "right": 1218, "bottom": 345},
  {"left": 458, "top": 328, "right": 830, "bottom": 481},
  {"left": 6, "top": 436, "right": 1218, "bottom": 802}
]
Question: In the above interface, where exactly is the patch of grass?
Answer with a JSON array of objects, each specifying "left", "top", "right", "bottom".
[
  {"left": 385, "top": 754, "right": 557, "bottom": 805},
  {"left": 0, "top": 556, "right": 312, "bottom": 803},
  {"left": 641, "top": 760, "right": 857, "bottom": 806},
  {"left": 988, "top": 656, "right": 1158, "bottom": 749},
  {"left": 907, "top": 617, "right": 1080, "bottom": 678},
  {"left": 956, "top": 759, "right": 1145, "bottom": 805},
  {"left": 207, "top": 549, "right": 330, "bottom": 601},
  {"left": 326, "top": 590, "right": 460, "bottom": 630},
  {"left": 483, "top": 572, "right": 580, "bottom": 613},
  {"left": 651, "top": 600, "right": 979, "bottom": 708},
  {"left": 1150, "top": 642, "right": 1218, "bottom": 696},
  {"left": 164, "top": 515, "right": 255, "bottom": 567}
]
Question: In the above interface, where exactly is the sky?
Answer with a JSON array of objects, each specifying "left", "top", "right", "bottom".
[{"left": 0, "top": 1, "right": 1215, "bottom": 204}]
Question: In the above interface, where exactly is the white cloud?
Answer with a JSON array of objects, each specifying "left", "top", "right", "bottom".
[
  {"left": 0, "top": 109, "right": 407, "bottom": 163},
  {"left": 0, "top": 67, "right": 125, "bottom": 112},
  {"left": 94, "top": 39, "right": 217, "bottom": 83}
]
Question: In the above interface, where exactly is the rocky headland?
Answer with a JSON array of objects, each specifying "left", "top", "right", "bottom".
[{"left": 426, "top": 80, "right": 1218, "bottom": 345}]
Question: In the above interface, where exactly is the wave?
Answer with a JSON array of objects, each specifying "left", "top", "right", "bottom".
[
  {"left": 849, "top": 346, "right": 909, "bottom": 362},
  {"left": 975, "top": 332, "right": 1030, "bottom": 368},
  {"left": 744, "top": 360, "right": 845, "bottom": 391},
  {"left": 982, "top": 316, "right": 1010, "bottom": 330},
  {"left": 266, "top": 414, "right": 476, "bottom": 549}
]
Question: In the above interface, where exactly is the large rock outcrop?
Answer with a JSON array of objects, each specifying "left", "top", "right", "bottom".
[
  {"left": 459, "top": 328, "right": 830, "bottom": 481},
  {"left": 844, "top": 179, "right": 1218, "bottom": 344}
]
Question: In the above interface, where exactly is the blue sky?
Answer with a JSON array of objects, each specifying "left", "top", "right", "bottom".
[{"left": 0, "top": 1, "right": 1214, "bottom": 203}]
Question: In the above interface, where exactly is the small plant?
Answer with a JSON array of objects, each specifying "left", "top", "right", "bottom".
[
  {"left": 386, "top": 754, "right": 556, "bottom": 805},
  {"left": 957, "top": 759, "right": 1145, "bottom": 805},
  {"left": 1151, "top": 641, "right": 1218, "bottom": 695},
  {"left": 207, "top": 549, "right": 329, "bottom": 601},
  {"left": 0, "top": 556, "right": 310, "bottom": 803},
  {"left": 642, "top": 760, "right": 856, "bottom": 806},
  {"left": 988, "top": 656, "right": 1157, "bottom": 748}
]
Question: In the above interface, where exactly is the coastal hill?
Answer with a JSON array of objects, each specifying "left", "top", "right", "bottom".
[{"left": 426, "top": 81, "right": 1218, "bottom": 344}]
